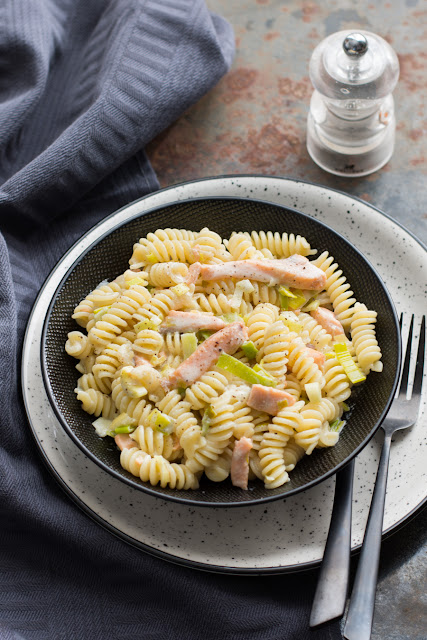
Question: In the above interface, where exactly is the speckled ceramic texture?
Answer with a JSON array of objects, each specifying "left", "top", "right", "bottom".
[{"left": 22, "top": 176, "right": 427, "bottom": 573}]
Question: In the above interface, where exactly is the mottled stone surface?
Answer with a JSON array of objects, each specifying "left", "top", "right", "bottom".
[
  {"left": 147, "top": 0, "right": 427, "bottom": 240},
  {"left": 146, "top": 2, "right": 427, "bottom": 638}
]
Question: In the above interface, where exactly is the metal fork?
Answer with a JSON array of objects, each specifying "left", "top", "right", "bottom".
[
  {"left": 310, "top": 314, "right": 425, "bottom": 632},
  {"left": 343, "top": 314, "right": 425, "bottom": 640}
]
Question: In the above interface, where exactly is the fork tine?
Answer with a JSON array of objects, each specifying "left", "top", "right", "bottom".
[
  {"left": 411, "top": 316, "right": 426, "bottom": 399},
  {"left": 398, "top": 314, "right": 414, "bottom": 398}
]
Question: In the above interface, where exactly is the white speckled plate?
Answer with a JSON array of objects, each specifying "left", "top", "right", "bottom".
[{"left": 22, "top": 176, "right": 427, "bottom": 574}]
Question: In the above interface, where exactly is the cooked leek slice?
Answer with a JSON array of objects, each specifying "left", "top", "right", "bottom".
[
  {"left": 217, "top": 354, "right": 276, "bottom": 387},
  {"left": 221, "top": 312, "right": 241, "bottom": 324},
  {"left": 277, "top": 399, "right": 289, "bottom": 411},
  {"left": 252, "top": 363, "right": 277, "bottom": 384},
  {"left": 201, "top": 405, "right": 216, "bottom": 436},
  {"left": 171, "top": 283, "right": 190, "bottom": 296},
  {"left": 280, "top": 311, "right": 302, "bottom": 334},
  {"left": 92, "top": 417, "right": 112, "bottom": 438},
  {"left": 329, "top": 419, "right": 345, "bottom": 432},
  {"left": 111, "top": 425, "right": 134, "bottom": 434},
  {"left": 93, "top": 305, "right": 110, "bottom": 319},
  {"left": 120, "top": 367, "right": 148, "bottom": 398},
  {"left": 134, "top": 317, "right": 161, "bottom": 332},
  {"left": 241, "top": 340, "right": 258, "bottom": 359},
  {"left": 230, "top": 280, "right": 254, "bottom": 309},
  {"left": 125, "top": 277, "right": 146, "bottom": 288},
  {"left": 147, "top": 409, "right": 174, "bottom": 435},
  {"left": 333, "top": 343, "right": 366, "bottom": 384},
  {"left": 182, "top": 332, "right": 198, "bottom": 359},
  {"left": 197, "top": 330, "right": 214, "bottom": 342},
  {"left": 145, "top": 253, "right": 158, "bottom": 264},
  {"left": 301, "top": 296, "right": 320, "bottom": 312},
  {"left": 110, "top": 413, "right": 136, "bottom": 430},
  {"left": 305, "top": 382, "right": 322, "bottom": 403},
  {"left": 278, "top": 286, "right": 307, "bottom": 310}
]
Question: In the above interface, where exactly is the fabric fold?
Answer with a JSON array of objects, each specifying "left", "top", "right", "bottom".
[{"left": 0, "top": 1, "right": 342, "bottom": 639}]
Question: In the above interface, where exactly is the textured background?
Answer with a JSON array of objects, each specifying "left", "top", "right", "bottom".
[{"left": 147, "top": 1, "right": 427, "bottom": 638}]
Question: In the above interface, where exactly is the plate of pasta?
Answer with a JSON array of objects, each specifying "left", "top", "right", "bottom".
[{"left": 41, "top": 196, "right": 400, "bottom": 506}]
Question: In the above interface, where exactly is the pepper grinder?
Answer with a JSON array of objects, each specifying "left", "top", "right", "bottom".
[{"left": 306, "top": 30, "right": 400, "bottom": 177}]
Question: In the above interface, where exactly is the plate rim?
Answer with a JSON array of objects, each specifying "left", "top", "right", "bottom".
[
  {"left": 21, "top": 174, "right": 427, "bottom": 574},
  {"left": 27, "top": 417, "right": 427, "bottom": 575},
  {"left": 39, "top": 193, "right": 401, "bottom": 508}
]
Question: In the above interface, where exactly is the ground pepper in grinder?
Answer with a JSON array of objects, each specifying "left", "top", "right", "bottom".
[{"left": 307, "top": 30, "right": 399, "bottom": 177}]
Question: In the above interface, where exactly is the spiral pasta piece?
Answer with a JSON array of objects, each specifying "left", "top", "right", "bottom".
[
  {"left": 186, "top": 395, "right": 234, "bottom": 473},
  {"left": 257, "top": 320, "right": 289, "bottom": 384},
  {"left": 248, "top": 412, "right": 270, "bottom": 480},
  {"left": 312, "top": 252, "right": 356, "bottom": 329},
  {"left": 75, "top": 373, "right": 100, "bottom": 391},
  {"left": 156, "top": 391, "right": 203, "bottom": 460},
  {"left": 246, "top": 303, "right": 279, "bottom": 348},
  {"left": 88, "top": 285, "right": 151, "bottom": 349},
  {"left": 245, "top": 281, "right": 280, "bottom": 306},
  {"left": 133, "top": 287, "right": 192, "bottom": 326},
  {"left": 350, "top": 303, "right": 382, "bottom": 373},
  {"left": 242, "top": 230, "right": 316, "bottom": 258},
  {"left": 295, "top": 398, "right": 339, "bottom": 454},
  {"left": 76, "top": 388, "right": 116, "bottom": 419},
  {"left": 164, "top": 332, "right": 185, "bottom": 357},
  {"left": 120, "top": 447, "right": 199, "bottom": 489},
  {"left": 111, "top": 377, "right": 153, "bottom": 425},
  {"left": 133, "top": 329, "right": 164, "bottom": 358},
  {"left": 65, "top": 331, "right": 93, "bottom": 359},
  {"left": 283, "top": 373, "right": 302, "bottom": 401},
  {"left": 194, "top": 292, "right": 253, "bottom": 316},
  {"left": 282, "top": 438, "right": 305, "bottom": 471},
  {"left": 185, "top": 369, "right": 230, "bottom": 410},
  {"left": 75, "top": 353, "right": 96, "bottom": 375},
  {"left": 131, "top": 425, "right": 181, "bottom": 461},
  {"left": 130, "top": 235, "right": 194, "bottom": 266},
  {"left": 317, "top": 421, "right": 341, "bottom": 448},
  {"left": 91, "top": 347, "right": 124, "bottom": 394},
  {"left": 231, "top": 396, "right": 254, "bottom": 439},
  {"left": 146, "top": 262, "right": 189, "bottom": 288},
  {"left": 323, "top": 355, "right": 352, "bottom": 403},
  {"left": 204, "top": 441, "right": 234, "bottom": 482},
  {"left": 71, "top": 299, "right": 95, "bottom": 328},
  {"left": 259, "top": 401, "right": 305, "bottom": 489},
  {"left": 72, "top": 280, "right": 124, "bottom": 329},
  {"left": 227, "top": 233, "right": 269, "bottom": 260},
  {"left": 297, "top": 312, "right": 333, "bottom": 352},
  {"left": 283, "top": 331, "right": 325, "bottom": 388},
  {"left": 192, "top": 228, "right": 231, "bottom": 264}
]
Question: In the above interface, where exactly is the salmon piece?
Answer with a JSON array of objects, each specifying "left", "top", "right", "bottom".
[
  {"left": 247, "top": 384, "right": 296, "bottom": 415},
  {"left": 231, "top": 437, "right": 253, "bottom": 490},
  {"left": 311, "top": 307, "right": 345, "bottom": 337},
  {"left": 162, "top": 321, "right": 248, "bottom": 390},
  {"left": 160, "top": 310, "right": 226, "bottom": 333},
  {"left": 305, "top": 347, "right": 325, "bottom": 367},
  {"left": 186, "top": 262, "right": 202, "bottom": 285},
  {"left": 195, "top": 255, "right": 326, "bottom": 290},
  {"left": 114, "top": 434, "right": 136, "bottom": 451}
]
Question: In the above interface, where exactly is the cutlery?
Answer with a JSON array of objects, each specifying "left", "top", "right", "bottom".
[
  {"left": 309, "top": 458, "right": 355, "bottom": 627},
  {"left": 344, "top": 314, "right": 425, "bottom": 640}
]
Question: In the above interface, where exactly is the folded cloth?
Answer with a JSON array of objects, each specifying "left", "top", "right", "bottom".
[{"left": 0, "top": 1, "right": 342, "bottom": 638}]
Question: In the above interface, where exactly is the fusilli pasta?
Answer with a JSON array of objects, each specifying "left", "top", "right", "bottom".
[{"left": 66, "top": 225, "right": 382, "bottom": 491}]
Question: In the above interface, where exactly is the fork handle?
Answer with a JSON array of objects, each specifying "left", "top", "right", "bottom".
[
  {"left": 343, "top": 433, "right": 392, "bottom": 640},
  {"left": 310, "top": 459, "right": 354, "bottom": 627}
]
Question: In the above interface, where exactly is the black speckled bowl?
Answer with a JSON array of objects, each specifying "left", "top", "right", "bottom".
[{"left": 41, "top": 196, "right": 401, "bottom": 506}]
